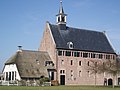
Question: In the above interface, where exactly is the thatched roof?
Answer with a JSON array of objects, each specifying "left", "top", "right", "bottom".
[{"left": 5, "top": 50, "right": 54, "bottom": 78}]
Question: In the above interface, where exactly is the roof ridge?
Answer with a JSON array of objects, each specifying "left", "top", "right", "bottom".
[
  {"left": 21, "top": 50, "right": 48, "bottom": 53},
  {"left": 50, "top": 23, "right": 103, "bottom": 33}
]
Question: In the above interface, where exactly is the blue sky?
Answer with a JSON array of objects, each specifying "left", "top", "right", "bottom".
[{"left": 0, "top": 0, "right": 120, "bottom": 72}]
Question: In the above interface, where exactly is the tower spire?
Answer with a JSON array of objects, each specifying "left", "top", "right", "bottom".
[
  {"left": 56, "top": 0, "right": 67, "bottom": 30},
  {"left": 59, "top": 0, "right": 64, "bottom": 14}
]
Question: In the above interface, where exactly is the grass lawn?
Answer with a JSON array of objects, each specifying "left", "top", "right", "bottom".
[{"left": 0, "top": 86, "right": 120, "bottom": 90}]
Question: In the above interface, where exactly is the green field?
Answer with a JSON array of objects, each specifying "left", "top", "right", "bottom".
[{"left": 0, "top": 86, "right": 120, "bottom": 90}]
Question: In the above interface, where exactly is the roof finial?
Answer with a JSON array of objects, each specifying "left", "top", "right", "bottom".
[
  {"left": 60, "top": 0, "right": 62, "bottom": 3},
  {"left": 60, "top": 0, "right": 62, "bottom": 6}
]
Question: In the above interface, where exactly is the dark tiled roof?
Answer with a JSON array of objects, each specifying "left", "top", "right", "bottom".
[
  {"left": 5, "top": 50, "right": 54, "bottom": 78},
  {"left": 49, "top": 23, "right": 115, "bottom": 54}
]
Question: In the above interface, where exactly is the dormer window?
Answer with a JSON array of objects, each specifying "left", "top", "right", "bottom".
[
  {"left": 67, "top": 42, "right": 73, "bottom": 49},
  {"left": 45, "top": 61, "right": 54, "bottom": 66}
]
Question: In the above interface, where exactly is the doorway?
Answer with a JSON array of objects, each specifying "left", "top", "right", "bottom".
[
  {"left": 60, "top": 75, "right": 65, "bottom": 85},
  {"left": 51, "top": 72, "right": 54, "bottom": 80},
  {"left": 108, "top": 78, "right": 113, "bottom": 85}
]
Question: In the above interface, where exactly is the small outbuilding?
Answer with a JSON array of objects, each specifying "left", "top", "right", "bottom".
[{"left": 2, "top": 49, "right": 55, "bottom": 85}]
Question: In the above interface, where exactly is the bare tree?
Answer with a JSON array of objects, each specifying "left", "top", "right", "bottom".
[
  {"left": 106, "top": 60, "right": 120, "bottom": 88},
  {"left": 86, "top": 60, "right": 101, "bottom": 87},
  {"left": 87, "top": 56, "right": 120, "bottom": 88},
  {"left": 98, "top": 56, "right": 120, "bottom": 88}
]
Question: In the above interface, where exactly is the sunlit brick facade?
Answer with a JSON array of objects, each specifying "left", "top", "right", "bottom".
[{"left": 39, "top": 1, "right": 118, "bottom": 85}]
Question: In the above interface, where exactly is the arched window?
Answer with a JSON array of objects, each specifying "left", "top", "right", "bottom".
[
  {"left": 79, "top": 61, "right": 81, "bottom": 66},
  {"left": 87, "top": 61, "right": 90, "bottom": 66},
  {"left": 108, "top": 78, "right": 113, "bottom": 85}
]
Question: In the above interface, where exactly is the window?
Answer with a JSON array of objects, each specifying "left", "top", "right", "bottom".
[
  {"left": 61, "top": 60, "right": 64, "bottom": 65},
  {"left": 71, "top": 75, "right": 73, "bottom": 80},
  {"left": 113, "top": 55, "right": 115, "bottom": 60},
  {"left": 74, "top": 52, "right": 80, "bottom": 57},
  {"left": 70, "top": 44, "right": 73, "bottom": 49},
  {"left": 71, "top": 70, "right": 73, "bottom": 73},
  {"left": 108, "top": 55, "right": 110, "bottom": 59},
  {"left": 87, "top": 61, "right": 90, "bottom": 66},
  {"left": 60, "top": 70, "right": 62, "bottom": 74},
  {"left": 65, "top": 51, "right": 71, "bottom": 56},
  {"left": 79, "top": 71, "right": 81, "bottom": 77},
  {"left": 58, "top": 50, "right": 62, "bottom": 56},
  {"left": 99, "top": 54, "right": 103, "bottom": 59},
  {"left": 79, "top": 61, "right": 81, "bottom": 66},
  {"left": 106, "top": 55, "right": 110, "bottom": 59},
  {"left": 91, "top": 53, "right": 96, "bottom": 58},
  {"left": 88, "top": 71, "right": 90, "bottom": 77},
  {"left": 71, "top": 60, "right": 73, "bottom": 65},
  {"left": 67, "top": 42, "right": 73, "bottom": 49},
  {"left": 45, "top": 61, "right": 54, "bottom": 66},
  {"left": 60, "top": 70, "right": 65, "bottom": 74},
  {"left": 83, "top": 53, "right": 88, "bottom": 58}
]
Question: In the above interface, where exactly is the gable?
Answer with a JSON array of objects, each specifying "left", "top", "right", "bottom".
[{"left": 3, "top": 64, "right": 21, "bottom": 80}]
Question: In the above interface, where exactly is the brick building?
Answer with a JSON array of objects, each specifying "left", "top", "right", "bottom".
[{"left": 39, "top": 1, "right": 118, "bottom": 85}]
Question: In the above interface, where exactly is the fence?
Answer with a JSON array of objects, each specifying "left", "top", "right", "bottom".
[{"left": 0, "top": 80, "right": 18, "bottom": 86}]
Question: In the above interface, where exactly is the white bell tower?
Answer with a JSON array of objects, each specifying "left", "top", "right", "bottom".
[{"left": 56, "top": 0, "right": 67, "bottom": 30}]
